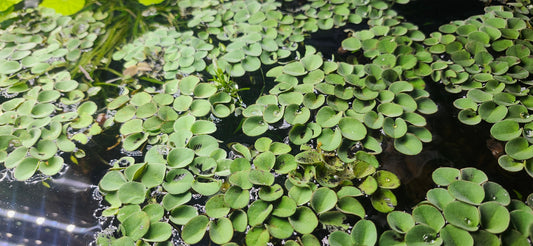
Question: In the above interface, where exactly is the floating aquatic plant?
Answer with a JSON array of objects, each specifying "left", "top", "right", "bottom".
[
  {"left": 242, "top": 34, "right": 437, "bottom": 156},
  {"left": 1, "top": 0, "right": 532, "bottom": 245},
  {"left": 426, "top": 3, "right": 533, "bottom": 177},
  {"left": 373, "top": 167, "right": 533, "bottom": 246},
  {"left": 98, "top": 134, "right": 400, "bottom": 244},
  {"left": 0, "top": 8, "right": 106, "bottom": 180}
]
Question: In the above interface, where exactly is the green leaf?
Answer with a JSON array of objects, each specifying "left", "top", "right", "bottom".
[
  {"left": 270, "top": 142, "right": 291, "bottom": 155},
  {"left": 317, "top": 128, "right": 342, "bottom": 151},
  {"left": 167, "top": 147, "right": 195, "bottom": 168},
  {"left": 0, "top": 60, "right": 21, "bottom": 74},
  {"left": 143, "top": 222, "right": 172, "bottom": 242},
  {"left": 493, "top": 39, "right": 514, "bottom": 52},
  {"left": 383, "top": 117, "right": 408, "bottom": 138},
  {"left": 222, "top": 50, "right": 245, "bottom": 63},
  {"left": 339, "top": 117, "right": 367, "bottom": 141},
  {"left": 351, "top": 220, "right": 377, "bottom": 246},
  {"left": 310, "top": 187, "right": 337, "bottom": 214},
  {"left": 509, "top": 210, "right": 533, "bottom": 236},
  {"left": 242, "top": 56, "right": 261, "bottom": 72},
  {"left": 432, "top": 167, "right": 460, "bottom": 186},
  {"left": 162, "top": 192, "right": 191, "bottom": 211},
  {"left": 267, "top": 217, "right": 294, "bottom": 239},
  {"left": 284, "top": 104, "right": 310, "bottom": 125},
  {"left": 471, "top": 230, "right": 500, "bottom": 246},
  {"left": 337, "top": 186, "right": 363, "bottom": 198},
  {"left": 208, "top": 218, "right": 233, "bottom": 244},
  {"left": 190, "top": 99, "right": 211, "bottom": 117},
  {"left": 342, "top": 37, "right": 362, "bottom": 51},
  {"left": 142, "top": 204, "right": 164, "bottom": 223},
  {"left": 39, "top": 156, "right": 63, "bottom": 176},
  {"left": 413, "top": 204, "right": 446, "bottom": 231},
  {"left": 243, "top": 116, "right": 268, "bottom": 136},
  {"left": 205, "top": 194, "right": 230, "bottom": 218},
  {"left": 283, "top": 62, "right": 306, "bottom": 76},
  {"left": 191, "top": 178, "right": 221, "bottom": 196},
  {"left": 253, "top": 151, "right": 276, "bottom": 171},
  {"left": 394, "top": 133, "right": 423, "bottom": 155},
  {"left": 505, "top": 137, "right": 533, "bottom": 160},
  {"left": 169, "top": 205, "right": 197, "bottom": 225},
  {"left": 378, "top": 103, "right": 403, "bottom": 117},
  {"left": 329, "top": 231, "right": 353, "bottom": 246},
  {"left": 440, "top": 224, "right": 474, "bottom": 246},
  {"left": 458, "top": 109, "right": 482, "bottom": 125},
  {"left": 289, "top": 124, "right": 314, "bottom": 145},
  {"left": 316, "top": 106, "right": 342, "bottom": 128},
  {"left": 301, "top": 54, "right": 323, "bottom": 71},
  {"left": 248, "top": 169, "right": 275, "bottom": 186},
  {"left": 468, "top": 31, "right": 490, "bottom": 44},
  {"left": 405, "top": 224, "right": 442, "bottom": 246},
  {"left": 336, "top": 196, "right": 365, "bottom": 218},
  {"left": 371, "top": 189, "right": 397, "bottom": 213},
  {"left": 448, "top": 180, "right": 485, "bottom": 205},
  {"left": 99, "top": 171, "right": 127, "bottom": 192},
  {"left": 121, "top": 211, "right": 150, "bottom": 241},
  {"left": 443, "top": 201, "right": 480, "bottom": 231},
  {"left": 478, "top": 102, "right": 508, "bottom": 123},
  {"left": 272, "top": 196, "right": 297, "bottom": 217},
  {"left": 378, "top": 230, "right": 406, "bottom": 246},
  {"left": 258, "top": 184, "right": 283, "bottom": 202},
  {"left": 460, "top": 167, "right": 488, "bottom": 184},
  {"left": 122, "top": 132, "right": 148, "bottom": 151},
  {"left": 224, "top": 186, "right": 250, "bottom": 209},
  {"left": 483, "top": 181, "right": 510, "bottom": 206},
  {"left": 289, "top": 207, "right": 318, "bottom": 234},
  {"left": 246, "top": 226, "right": 270, "bottom": 246},
  {"left": 188, "top": 135, "right": 219, "bottom": 157},
  {"left": 375, "top": 170, "right": 400, "bottom": 189},
  {"left": 227, "top": 210, "right": 247, "bottom": 233},
  {"left": 29, "top": 140, "right": 57, "bottom": 160},
  {"left": 319, "top": 211, "right": 346, "bottom": 227},
  {"left": 118, "top": 182, "right": 146, "bottom": 204},
  {"left": 479, "top": 202, "right": 510, "bottom": 234},
  {"left": 387, "top": 211, "right": 415, "bottom": 234},
  {"left": 364, "top": 111, "right": 384, "bottom": 129},
  {"left": 14, "top": 158, "right": 39, "bottom": 181},
  {"left": 427, "top": 188, "right": 455, "bottom": 211},
  {"left": 248, "top": 200, "right": 273, "bottom": 226},
  {"left": 191, "top": 120, "right": 216, "bottom": 135},
  {"left": 182, "top": 215, "right": 209, "bottom": 244}
]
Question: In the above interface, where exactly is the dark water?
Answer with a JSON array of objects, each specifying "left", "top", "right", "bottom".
[
  {"left": 393, "top": 0, "right": 485, "bottom": 33},
  {"left": 0, "top": 164, "right": 103, "bottom": 246}
]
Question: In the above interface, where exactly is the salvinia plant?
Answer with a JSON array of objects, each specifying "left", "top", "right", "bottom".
[{"left": 0, "top": 0, "right": 532, "bottom": 245}]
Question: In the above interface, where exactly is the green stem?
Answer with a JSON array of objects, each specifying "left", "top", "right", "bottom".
[{"left": 139, "top": 76, "right": 164, "bottom": 85}]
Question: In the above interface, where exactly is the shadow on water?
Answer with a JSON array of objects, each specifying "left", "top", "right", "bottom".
[{"left": 393, "top": 0, "right": 485, "bottom": 33}]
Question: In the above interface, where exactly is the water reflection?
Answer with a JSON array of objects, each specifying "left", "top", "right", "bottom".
[{"left": 0, "top": 165, "right": 101, "bottom": 246}]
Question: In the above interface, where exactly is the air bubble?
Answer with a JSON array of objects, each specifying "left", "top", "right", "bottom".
[{"left": 525, "top": 129, "right": 533, "bottom": 138}]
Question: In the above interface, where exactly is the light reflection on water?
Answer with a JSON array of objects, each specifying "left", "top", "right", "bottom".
[{"left": 0, "top": 165, "right": 102, "bottom": 246}]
